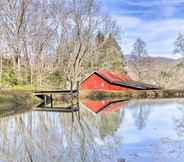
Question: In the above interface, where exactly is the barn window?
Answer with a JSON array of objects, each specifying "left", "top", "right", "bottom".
[{"left": 101, "top": 82, "right": 104, "bottom": 87}]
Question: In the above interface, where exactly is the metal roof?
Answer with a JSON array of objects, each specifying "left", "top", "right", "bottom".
[{"left": 95, "top": 69, "right": 160, "bottom": 90}]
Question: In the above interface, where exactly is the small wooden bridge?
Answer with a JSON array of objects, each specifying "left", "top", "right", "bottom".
[
  {"left": 34, "top": 82, "right": 79, "bottom": 108},
  {"left": 35, "top": 89, "right": 78, "bottom": 95},
  {"left": 34, "top": 83, "right": 80, "bottom": 121},
  {"left": 34, "top": 89, "right": 79, "bottom": 107}
]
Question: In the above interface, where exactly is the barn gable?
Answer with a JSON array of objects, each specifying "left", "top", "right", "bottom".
[
  {"left": 80, "top": 69, "right": 160, "bottom": 91},
  {"left": 80, "top": 72, "right": 120, "bottom": 90}
]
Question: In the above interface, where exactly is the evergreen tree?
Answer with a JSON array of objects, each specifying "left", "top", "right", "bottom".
[
  {"left": 96, "top": 32, "right": 105, "bottom": 46},
  {"left": 95, "top": 33, "right": 126, "bottom": 73}
]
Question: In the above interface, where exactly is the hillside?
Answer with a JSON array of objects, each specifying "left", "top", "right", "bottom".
[{"left": 126, "top": 55, "right": 184, "bottom": 89}]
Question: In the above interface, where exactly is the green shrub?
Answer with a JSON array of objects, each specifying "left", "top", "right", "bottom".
[
  {"left": 2, "top": 69, "right": 18, "bottom": 86},
  {"left": 176, "top": 63, "right": 184, "bottom": 69}
]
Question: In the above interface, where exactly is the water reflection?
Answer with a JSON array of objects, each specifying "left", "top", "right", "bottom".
[
  {"left": 0, "top": 98, "right": 184, "bottom": 161},
  {"left": 35, "top": 97, "right": 80, "bottom": 122},
  {"left": 81, "top": 99, "right": 128, "bottom": 114},
  {"left": 130, "top": 104, "right": 151, "bottom": 130},
  {"left": 174, "top": 105, "right": 184, "bottom": 137},
  {"left": 81, "top": 99, "right": 127, "bottom": 139}
]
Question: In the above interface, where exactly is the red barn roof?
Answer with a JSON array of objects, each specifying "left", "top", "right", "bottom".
[
  {"left": 97, "top": 69, "right": 129, "bottom": 82},
  {"left": 82, "top": 68, "right": 130, "bottom": 83},
  {"left": 81, "top": 69, "right": 160, "bottom": 90}
]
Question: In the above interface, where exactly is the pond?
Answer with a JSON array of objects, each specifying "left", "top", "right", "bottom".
[{"left": 0, "top": 98, "right": 184, "bottom": 162}]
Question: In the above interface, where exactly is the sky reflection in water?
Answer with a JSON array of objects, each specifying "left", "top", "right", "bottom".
[{"left": 0, "top": 99, "right": 184, "bottom": 162}]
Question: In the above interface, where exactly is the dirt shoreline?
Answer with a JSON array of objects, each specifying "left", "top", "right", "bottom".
[{"left": 80, "top": 89, "right": 184, "bottom": 99}]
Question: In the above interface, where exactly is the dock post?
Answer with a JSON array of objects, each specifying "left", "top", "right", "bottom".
[
  {"left": 50, "top": 94, "right": 53, "bottom": 108},
  {"left": 77, "top": 81, "right": 79, "bottom": 98},
  {"left": 76, "top": 81, "right": 80, "bottom": 120},
  {"left": 70, "top": 81, "right": 74, "bottom": 122},
  {"left": 44, "top": 95, "right": 46, "bottom": 107}
]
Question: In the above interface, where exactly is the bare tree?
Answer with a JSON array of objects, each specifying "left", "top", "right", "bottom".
[
  {"left": 53, "top": 0, "right": 120, "bottom": 88},
  {"left": 131, "top": 38, "right": 147, "bottom": 57},
  {"left": 130, "top": 38, "right": 148, "bottom": 80},
  {"left": 174, "top": 33, "right": 184, "bottom": 56},
  {"left": 0, "top": 0, "right": 57, "bottom": 87},
  {"left": 0, "top": 0, "right": 121, "bottom": 89},
  {"left": 0, "top": 0, "right": 31, "bottom": 80}
]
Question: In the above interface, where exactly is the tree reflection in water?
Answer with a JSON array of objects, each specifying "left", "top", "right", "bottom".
[
  {"left": 0, "top": 98, "right": 184, "bottom": 161},
  {"left": 0, "top": 107, "right": 124, "bottom": 162},
  {"left": 174, "top": 104, "right": 184, "bottom": 137},
  {"left": 129, "top": 103, "right": 151, "bottom": 130}
]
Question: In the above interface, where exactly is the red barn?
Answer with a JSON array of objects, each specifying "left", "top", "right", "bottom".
[{"left": 80, "top": 69, "right": 160, "bottom": 91}]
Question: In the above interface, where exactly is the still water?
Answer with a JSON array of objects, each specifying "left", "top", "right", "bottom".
[{"left": 0, "top": 98, "right": 184, "bottom": 162}]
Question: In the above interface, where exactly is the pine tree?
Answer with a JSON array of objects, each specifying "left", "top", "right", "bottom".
[
  {"left": 95, "top": 33, "right": 126, "bottom": 73},
  {"left": 96, "top": 32, "right": 105, "bottom": 46}
]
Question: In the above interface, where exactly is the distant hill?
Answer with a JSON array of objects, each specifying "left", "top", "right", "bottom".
[{"left": 125, "top": 55, "right": 184, "bottom": 89}]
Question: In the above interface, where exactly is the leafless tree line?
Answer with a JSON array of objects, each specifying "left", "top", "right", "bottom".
[{"left": 0, "top": 0, "right": 120, "bottom": 89}]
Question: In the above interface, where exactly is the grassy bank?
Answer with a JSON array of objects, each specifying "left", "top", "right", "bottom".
[
  {"left": 81, "top": 89, "right": 184, "bottom": 100},
  {"left": 0, "top": 89, "right": 35, "bottom": 113}
]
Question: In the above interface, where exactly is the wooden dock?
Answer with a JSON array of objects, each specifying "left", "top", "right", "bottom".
[
  {"left": 34, "top": 89, "right": 79, "bottom": 107},
  {"left": 34, "top": 89, "right": 78, "bottom": 95},
  {"left": 33, "top": 105, "right": 79, "bottom": 113},
  {"left": 34, "top": 82, "right": 80, "bottom": 121},
  {"left": 34, "top": 81, "right": 79, "bottom": 108}
]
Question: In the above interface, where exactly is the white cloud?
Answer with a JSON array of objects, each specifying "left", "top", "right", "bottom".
[
  {"left": 110, "top": 0, "right": 183, "bottom": 20},
  {"left": 120, "top": 0, "right": 184, "bottom": 7},
  {"left": 113, "top": 15, "right": 184, "bottom": 58}
]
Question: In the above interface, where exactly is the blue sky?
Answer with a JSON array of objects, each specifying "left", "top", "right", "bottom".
[{"left": 102, "top": 0, "right": 184, "bottom": 58}]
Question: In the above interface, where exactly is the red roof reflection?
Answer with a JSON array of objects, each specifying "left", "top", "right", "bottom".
[{"left": 81, "top": 99, "right": 128, "bottom": 114}]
